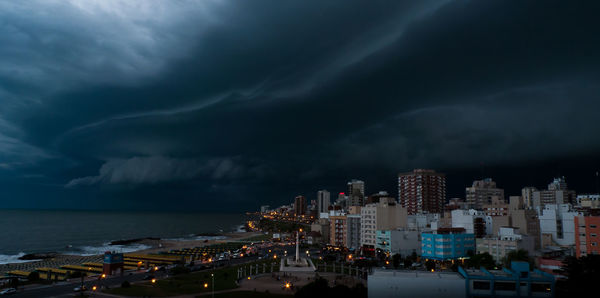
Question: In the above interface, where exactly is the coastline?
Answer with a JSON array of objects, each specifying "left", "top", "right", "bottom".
[{"left": 0, "top": 231, "right": 260, "bottom": 277}]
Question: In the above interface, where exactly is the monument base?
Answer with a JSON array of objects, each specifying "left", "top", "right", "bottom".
[{"left": 280, "top": 257, "right": 316, "bottom": 272}]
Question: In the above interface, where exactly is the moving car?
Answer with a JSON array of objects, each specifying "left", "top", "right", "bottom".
[
  {"left": 0, "top": 288, "right": 17, "bottom": 295},
  {"left": 73, "top": 285, "right": 87, "bottom": 292}
]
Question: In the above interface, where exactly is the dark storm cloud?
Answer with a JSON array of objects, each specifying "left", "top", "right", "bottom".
[{"left": 1, "top": 0, "right": 600, "bottom": 210}]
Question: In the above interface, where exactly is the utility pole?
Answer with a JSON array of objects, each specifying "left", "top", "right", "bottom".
[{"left": 211, "top": 273, "right": 214, "bottom": 298}]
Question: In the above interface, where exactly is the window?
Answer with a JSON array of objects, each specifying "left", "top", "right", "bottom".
[
  {"left": 531, "top": 283, "right": 551, "bottom": 293},
  {"left": 590, "top": 225, "right": 597, "bottom": 228},
  {"left": 495, "top": 282, "right": 516, "bottom": 291},
  {"left": 473, "top": 281, "right": 490, "bottom": 290}
]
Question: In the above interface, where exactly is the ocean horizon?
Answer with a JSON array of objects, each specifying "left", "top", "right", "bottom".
[{"left": 0, "top": 209, "right": 245, "bottom": 264}]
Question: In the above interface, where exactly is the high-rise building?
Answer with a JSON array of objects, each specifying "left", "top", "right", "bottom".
[
  {"left": 482, "top": 196, "right": 509, "bottom": 217},
  {"left": 533, "top": 177, "right": 577, "bottom": 210},
  {"left": 575, "top": 215, "right": 600, "bottom": 258},
  {"left": 294, "top": 195, "right": 307, "bottom": 216},
  {"left": 329, "top": 215, "right": 347, "bottom": 247},
  {"left": 521, "top": 187, "right": 538, "bottom": 209},
  {"left": 347, "top": 179, "right": 365, "bottom": 206},
  {"left": 346, "top": 214, "right": 362, "bottom": 250},
  {"left": 465, "top": 178, "right": 505, "bottom": 210},
  {"left": 360, "top": 198, "right": 408, "bottom": 248},
  {"left": 398, "top": 169, "right": 446, "bottom": 214},
  {"left": 539, "top": 204, "right": 580, "bottom": 247},
  {"left": 335, "top": 192, "right": 348, "bottom": 209},
  {"left": 508, "top": 196, "right": 541, "bottom": 249},
  {"left": 317, "top": 190, "right": 331, "bottom": 216}
]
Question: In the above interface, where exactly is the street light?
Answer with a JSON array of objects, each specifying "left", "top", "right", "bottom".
[{"left": 211, "top": 273, "right": 214, "bottom": 298}]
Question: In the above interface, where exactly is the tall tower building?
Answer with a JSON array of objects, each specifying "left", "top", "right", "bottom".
[
  {"left": 347, "top": 179, "right": 365, "bottom": 206},
  {"left": 532, "top": 177, "right": 577, "bottom": 209},
  {"left": 398, "top": 169, "right": 446, "bottom": 215},
  {"left": 294, "top": 195, "right": 307, "bottom": 216},
  {"left": 465, "top": 178, "right": 505, "bottom": 209},
  {"left": 317, "top": 190, "right": 331, "bottom": 216}
]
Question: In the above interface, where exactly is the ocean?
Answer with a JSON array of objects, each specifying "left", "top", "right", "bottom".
[{"left": 0, "top": 210, "right": 245, "bottom": 264}]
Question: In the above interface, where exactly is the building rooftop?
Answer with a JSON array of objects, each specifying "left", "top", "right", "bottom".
[{"left": 371, "top": 269, "right": 465, "bottom": 280}]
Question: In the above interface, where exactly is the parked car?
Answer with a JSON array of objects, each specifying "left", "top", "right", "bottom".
[
  {"left": 73, "top": 285, "right": 87, "bottom": 292},
  {"left": 0, "top": 288, "right": 17, "bottom": 295},
  {"left": 143, "top": 275, "right": 155, "bottom": 280}
]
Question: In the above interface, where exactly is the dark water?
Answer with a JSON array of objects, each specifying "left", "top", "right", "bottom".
[{"left": 0, "top": 210, "right": 244, "bottom": 263}]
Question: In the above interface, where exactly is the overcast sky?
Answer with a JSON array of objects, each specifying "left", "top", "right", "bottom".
[{"left": 1, "top": 0, "right": 599, "bottom": 211}]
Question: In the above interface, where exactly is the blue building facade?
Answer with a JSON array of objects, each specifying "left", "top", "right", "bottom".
[
  {"left": 458, "top": 261, "right": 555, "bottom": 297},
  {"left": 376, "top": 230, "right": 393, "bottom": 253},
  {"left": 421, "top": 228, "right": 475, "bottom": 260}
]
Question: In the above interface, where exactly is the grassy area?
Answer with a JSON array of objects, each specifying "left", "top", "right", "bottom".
[
  {"left": 210, "top": 290, "right": 291, "bottom": 298},
  {"left": 243, "top": 234, "right": 272, "bottom": 242},
  {"left": 105, "top": 259, "right": 280, "bottom": 297}
]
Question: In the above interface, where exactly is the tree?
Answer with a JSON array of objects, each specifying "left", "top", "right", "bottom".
[
  {"left": 295, "top": 277, "right": 367, "bottom": 298},
  {"left": 556, "top": 255, "right": 600, "bottom": 298},
  {"left": 466, "top": 252, "right": 496, "bottom": 270},
  {"left": 425, "top": 260, "right": 436, "bottom": 271},
  {"left": 392, "top": 254, "right": 402, "bottom": 269}
]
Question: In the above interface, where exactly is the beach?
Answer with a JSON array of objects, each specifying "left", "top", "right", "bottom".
[{"left": 0, "top": 231, "right": 261, "bottom": 277}]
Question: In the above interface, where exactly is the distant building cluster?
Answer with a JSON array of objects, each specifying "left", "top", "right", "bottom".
[{"left": 259, "top": 170, "right": 600, "bottom": 282}]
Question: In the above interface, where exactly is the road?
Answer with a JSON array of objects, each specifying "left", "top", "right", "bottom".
[{"left": 8, "top": 244, "right": 296, "bottom": 297}]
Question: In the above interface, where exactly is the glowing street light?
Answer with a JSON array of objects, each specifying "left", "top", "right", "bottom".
[{"left": 204, "top": 283, "right": 208, "bottom": 288}]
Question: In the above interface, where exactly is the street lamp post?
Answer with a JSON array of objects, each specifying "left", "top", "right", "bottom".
[{"left": 211, "top": 273, "right": 214, "bottom": 298}]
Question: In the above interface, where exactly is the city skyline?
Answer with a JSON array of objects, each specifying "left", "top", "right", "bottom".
[{"left": 0, "top": 1, "right": 600, "bottom": 211}]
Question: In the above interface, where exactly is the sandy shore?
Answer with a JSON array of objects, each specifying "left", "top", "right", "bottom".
[
  {"left": 0, "top": 231, "right": 261, "bottom": 277},
  {"left": 136, "top": 231, "right": 261, "bottom": 254},
  {"left": 0, "top": 255, "right": 103, "bottom": 277}
]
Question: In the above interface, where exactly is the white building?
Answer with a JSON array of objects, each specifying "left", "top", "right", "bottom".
[
  {"left": 539, "top": 204, "right": 580, "bottom": 247},
  {"left": 476, "top": 227, "right": 535, "bottom": 262},
  {"left": 451, "top": 209, "right": 488, "bottom": 237},
  {"left": 360, "top": 198, "right": 408, "bottom": 248},
  {"left": 576, "top": 194, "right": 600, "bottom": 208},
  {"left": 407, "top": 213, "right": 440, "bottom": 230},
  {"left": 375, "top": 229, "right": 421, "bottom": 256},
  {"left": 368, "top": 270, "right": 465, "bottom": 298}
]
